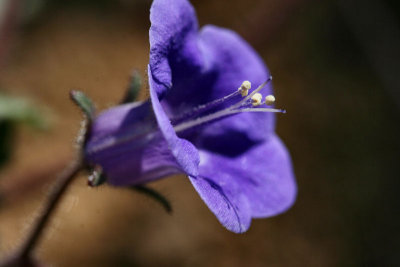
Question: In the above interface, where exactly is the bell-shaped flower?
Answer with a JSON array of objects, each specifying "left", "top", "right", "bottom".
[{"left": 84, "top": 0, "right": 296, "bottom": 233}]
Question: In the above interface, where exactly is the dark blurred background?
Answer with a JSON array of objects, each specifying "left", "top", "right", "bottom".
[{"left": 0, "top": 0, "right": 399, "bottom": 266}]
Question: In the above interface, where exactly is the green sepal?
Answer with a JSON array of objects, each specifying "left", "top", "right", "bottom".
[
  {"left": 132, "top": 185, "right": 172, "bottom": 214},
  {"left": 70, "top": 90, "right": 95, "bottom": 122},
  {"left": 121, "top": 70, "right": 142, "bottom": 103},
  {"left": 86, "top": 167, "right": 172, "bottom": 213}
]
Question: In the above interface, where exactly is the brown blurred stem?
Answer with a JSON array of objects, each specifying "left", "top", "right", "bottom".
[
  {"left": 17, "top": 158, "right": 83, "bottom": 259},
  {"left": 0, "top": 157, "right": 72, "bottom": 204}
]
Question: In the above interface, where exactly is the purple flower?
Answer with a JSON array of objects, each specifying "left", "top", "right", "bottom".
[{"left": 84, "top": 0, "right": 296, "bottom": 233}]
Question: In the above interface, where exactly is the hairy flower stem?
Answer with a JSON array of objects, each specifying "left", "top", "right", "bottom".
[{"left": 17, "top": 158, "right": 83, "bottom": 260}]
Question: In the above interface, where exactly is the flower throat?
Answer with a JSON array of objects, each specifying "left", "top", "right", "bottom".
[{"left": 85, "top": 78, "right": 285, "bottom": 156}]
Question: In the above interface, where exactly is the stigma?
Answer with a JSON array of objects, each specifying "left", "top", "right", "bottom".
[{"left": 173, "top": 77, "right": 285, "bottom": 133}]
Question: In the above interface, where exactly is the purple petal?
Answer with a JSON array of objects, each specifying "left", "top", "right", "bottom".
[
  {"left": 148, "top": 66, "right": 200, "bottom": 178},
  {"left": 149, "top": 0, "right": 275, "bottom": 146},
  {"left": 195, "top": 26, "right": 275, "bottom": 142},
  {"left": 149, "top": 0, "right": 201, "bottom": 98},
  {"left": 239, "top": 135, "right": 297, "bottom": 217},
  {"left": 85, "top": 101, "right": 182, "bottom": 186},
  {"left": 189, "top": 134, "right": 296, "bottom": 232},
  {"left": 189, "top": 175, "right": 252, "bottom": 233}
]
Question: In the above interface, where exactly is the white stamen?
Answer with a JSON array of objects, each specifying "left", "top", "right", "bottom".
[
  {"left": 265, "top": 95, "right": 275, "bottom": 105},
  {"left": 251, "top": 93, "right": 263, "bottom": 106},
  {"left": 172, "top": 77, "right": 285, "bottom": 133},
  {"left": 238, "top": 80, "right": 251, "bottom": 97},
  {"left": 233, "top": 76, "right": 272, "bottom": 109}
]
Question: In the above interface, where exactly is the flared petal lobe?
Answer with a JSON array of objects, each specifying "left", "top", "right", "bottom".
[
  {"left": 189, "top": 175, "right": 252, "bottom": 233},
  {"left": 189, "top": 134, "right": 297, "bottom": 233}
]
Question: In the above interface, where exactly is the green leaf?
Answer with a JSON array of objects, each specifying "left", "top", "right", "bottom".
[
  {"left": 132, "top": 185, "right": 172, "bottom": 214},
  {"left": 0, "top": 93, "right": 48, "bottom": 170},
  {"left": 70, "top": 90, "right": 95, "bottom": 121},
  {"left": 121, "top": 70, "right": 142, "bottom": 103},
  {"left": 0, "top": 94, "right": 47, "bottom": 129}
]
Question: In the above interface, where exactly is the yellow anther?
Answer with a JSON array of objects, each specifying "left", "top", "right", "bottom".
[
  {"left": 265, "top": 95, "right": 276, "bottom": 105},
  {"left": 251, "top": 93, "right": 263, "bottom": 106},
  {"left": 238, "top": 80, "right": 251, "bottom": 97}
]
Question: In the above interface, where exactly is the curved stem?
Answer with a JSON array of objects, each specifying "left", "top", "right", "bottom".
[{"left": 18, "top": 158, "right": 84, "bottom": 259}]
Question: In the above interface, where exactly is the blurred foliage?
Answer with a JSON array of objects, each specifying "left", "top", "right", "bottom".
[
  {"left": 0, "top": 94, "right": 46, "bottom": 128},
  {"left": 21, "top": 0, "right": 47, "bottom": 23},
  {"left": 0, "top": 93, "right": 47, "bottom": 168}
]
